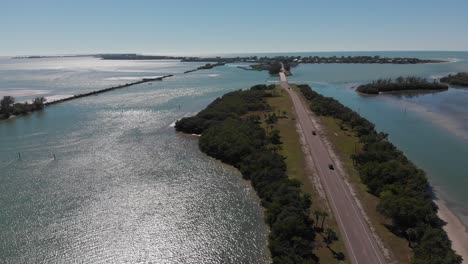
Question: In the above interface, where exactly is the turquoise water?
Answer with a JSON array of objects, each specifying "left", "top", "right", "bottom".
[{"left": 1, "top": 52, "right": 468, "bottom": 262}]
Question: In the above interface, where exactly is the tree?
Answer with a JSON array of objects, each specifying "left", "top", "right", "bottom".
[
  {"left": 313, "top": 210, "right": 321, "bottom": 228},
  {"left": 269, "top": 129, "right": 281, "bottom": 145},
  {"left": 320, "top": 211, "right": 329, "bottom": 230},
  {"left": 324, "top": 228, "right": 338, "bottom": 247},
  {"left": 0, "top": 96, "right": 15, "bottom": 113},
  {"left": 406, "top": 228, "right": 418, "bottom": 248},
  {"left": 32, "top": 97, "right": 46, "bottom": 110}
]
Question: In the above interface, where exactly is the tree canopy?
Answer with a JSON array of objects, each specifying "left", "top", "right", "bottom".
[
  {"left": 0, "top": 96, "right": 46, "bottom": 120},
  {"left": 356, "top": 76, "right": 448, "bottom": 94}
]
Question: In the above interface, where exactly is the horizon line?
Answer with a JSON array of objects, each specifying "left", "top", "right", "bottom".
[{"left": 2, "top": 49, "right": 468, "bottom": 58}]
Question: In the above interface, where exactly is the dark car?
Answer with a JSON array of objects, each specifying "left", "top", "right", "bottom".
[
  {"left": 328, "top": 164, "right": 334, "bottom": 170},
  {"left": 312, "top": 131, "right": 316, "bottom": 135}
]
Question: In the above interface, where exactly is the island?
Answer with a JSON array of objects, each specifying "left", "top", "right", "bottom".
[
  {"left": 356, "top": 76, "right": 448, "bottom": 94},
  {"left": 13, "top": 54, "right": 446, "bottom": 77},
  {"left": 175, "top": 82, "right": 462, "bottom": 263},
  {"left": 0, "top": 96, "right": 46, "bottom": 120},
  {"left": 180, "top": 55, "right": 444, "bottom": 64},
  {"left": 98, "top": 54, "right": 185, "bottom": 60},
  {"left": 183, "top": 62, "right": 226, "bottom": 74},
  {"left": 440, "top": 72, "right": 468, "bottom": 87},
  {"left": 175, "top": 85, "right": 323, "bottom": 263},
  {"left": 14, "top": 53, "right": 447, "bottom": 65}
]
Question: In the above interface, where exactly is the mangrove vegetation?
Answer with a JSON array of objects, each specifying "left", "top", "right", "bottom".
[
  {"left": 356, "top": 76, "right": 448, "bottom": 95},
  {"left": 175, "top": 85, "right": 320, "bottom": 263},
  {"left": 440, "top": 72, "right": 468, "bottom": 87},
  {"left": 0, "top": 96, "right": 46, "bottom": 120}
]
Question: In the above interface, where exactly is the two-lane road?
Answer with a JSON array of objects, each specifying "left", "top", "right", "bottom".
[{"left": 279, "top": 71, "right": 386, "bottom": 264}]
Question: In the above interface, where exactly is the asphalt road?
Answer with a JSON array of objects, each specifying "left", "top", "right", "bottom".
[{"left": 279, "top": 71, "right": 386, "bottom": 264}]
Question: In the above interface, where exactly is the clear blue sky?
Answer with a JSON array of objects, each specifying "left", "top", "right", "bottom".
[{"left": 2, "top": 0, "right": 467, "bottom": 55}]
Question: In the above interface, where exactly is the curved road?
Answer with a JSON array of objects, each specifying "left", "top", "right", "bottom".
[{"left": 279, "top": 71, "right": 386, "bottom": 264}]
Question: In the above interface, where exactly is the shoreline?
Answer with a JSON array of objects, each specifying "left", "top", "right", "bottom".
[{"left": 436, "top": 199, "right": 468, "bottom": 263}]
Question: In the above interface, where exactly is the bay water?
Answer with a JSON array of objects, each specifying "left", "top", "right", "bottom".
[{"left": 1, "top": 51, "right": 467, "bottom": 262}]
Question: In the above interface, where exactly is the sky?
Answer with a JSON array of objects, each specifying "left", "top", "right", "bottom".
[{"left": 1, "top": 0, "right": 468, "bottom": 56}]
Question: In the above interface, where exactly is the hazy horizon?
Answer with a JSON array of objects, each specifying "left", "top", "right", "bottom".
[
  {"left": 4, "top": 50, "right": 468, "bottom": 58},
  {"left": 2, "top": 0, "right": 468, "bottom": 56}
]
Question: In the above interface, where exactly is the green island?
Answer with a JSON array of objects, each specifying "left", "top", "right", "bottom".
[
  {"left": 356, "top": 76, "right": 448, "bottom": 95},
  {"left": 298, "top": 84, "right": 462, "bottom": 264},
  {"left": 440, "top": 72, "right": 468, "bottom": 87},
  {"left": 183, "top": 62, "right": 226, "bottom": 74},
  {"left": 15, "top": 53, "right": 445, "bottom": 65},
  {"left": 176, "top": 85, "right": 331, "bottom": 263},
  {"left": 180, "top": 55, "right": 444, "bottom": 64},
  {"left": 0, "top": 96, "right": 46, "bottom": 120}
]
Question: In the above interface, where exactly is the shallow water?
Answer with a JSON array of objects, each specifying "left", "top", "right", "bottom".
[
  {"left": 1, "top": 52, "right": 468, "bottom": 262},
  {"left": 0, "top": 59, "right": 271, "bottom": 263}
]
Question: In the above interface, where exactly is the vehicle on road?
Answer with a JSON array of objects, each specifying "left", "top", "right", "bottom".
[{"left": 328, "top": 164, "right": 334, "bottom": 170}]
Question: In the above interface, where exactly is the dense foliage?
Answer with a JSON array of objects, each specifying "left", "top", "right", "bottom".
[
  {"left": 298, "top": 84, "right": 462, "bottom": 264},
  {"left": 175, "top": 88, "right": 270, "bottom": 134},
  {"left": 176, "top": 85, "right": 319, "bottom": 263},
  {"left": 268, "top": 63, "right": 282, "bottom": 75},
  {"left": 440, "top": 72, "right": 468, "bottom": 87},
  {"left": 0, "top": 96, "right": 46, "bottom": 120},
  {"left": 356, "top": 76, "right": 448, "bottom": 94}
]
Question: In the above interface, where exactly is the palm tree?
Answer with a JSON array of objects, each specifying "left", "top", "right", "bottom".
[
  {"left": 313, "top": 210, "right": 321, "bottom": 228},
  {"left": 324, "top": 228, "right": 338, "bottom": 247},
  {"left": 320, "top": 211, "right": 329, "bottom": 230}
]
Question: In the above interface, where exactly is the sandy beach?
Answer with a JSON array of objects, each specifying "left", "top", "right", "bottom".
[{"left": 436, "top": 200, "right": 468, "bottom": 263}]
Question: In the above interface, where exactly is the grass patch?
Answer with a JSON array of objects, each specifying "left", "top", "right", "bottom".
[
  {"left": 261, "top": 86, "right": 350, "bottom": 264},
  {"left": 319, "top": 115, "right": 413, "bottom": 264}
]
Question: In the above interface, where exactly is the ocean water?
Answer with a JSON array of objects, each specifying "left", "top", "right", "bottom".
[{"left": 0, "top": 52, "right": 468, "bottom": 262}]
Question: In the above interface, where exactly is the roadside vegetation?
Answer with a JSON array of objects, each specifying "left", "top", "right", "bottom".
[
  {"left": 175, "top": 84, "right": 321, "bottom": 263},
  {"left": 356, "top": 76, "right": 448, "bottom": 94},
  {"left": 263, "top": 86, "right": 348, "bottom": 263},
  {"left": 298, "top": 84, "right": 462, "bottom": 264},
  {"left": 316, "top": 114, "right": 413, "bottom": 263},
  {"left": 0, "top": 96, "right": 46, "bottom": 120},
  {"left": 440, "top": 72, "right": 468, "bottom": 87}
]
